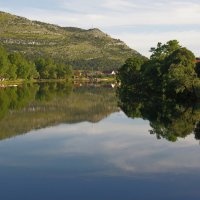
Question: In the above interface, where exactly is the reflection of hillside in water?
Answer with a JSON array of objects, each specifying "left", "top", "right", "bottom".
[{"left": 0, "top": 83, "right": 118, "bottom": 140}]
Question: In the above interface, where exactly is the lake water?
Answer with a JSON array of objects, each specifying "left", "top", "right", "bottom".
[{"left": 0, "top": 83, "right": 200, "bottom": 200}]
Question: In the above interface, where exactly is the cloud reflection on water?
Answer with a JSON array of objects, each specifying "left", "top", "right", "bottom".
[{"left": 1, "top": 111, "right": 200, "bottom": 177}]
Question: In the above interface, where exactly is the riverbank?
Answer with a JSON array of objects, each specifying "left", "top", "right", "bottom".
[{"left": 0, "top": 77, "right": 116, "bottom": 87}]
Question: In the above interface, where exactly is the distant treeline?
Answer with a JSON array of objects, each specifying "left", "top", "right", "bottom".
[
  {"left": 68, "top": 58, "right": 123, "bottom": 71},
  {"left": 0, "top": 46, "right": 72, "bottom": 80}
]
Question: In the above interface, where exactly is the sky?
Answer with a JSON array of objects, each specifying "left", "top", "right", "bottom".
[{"left": 0, "top": 0, "right": 200, "bottom": 57}]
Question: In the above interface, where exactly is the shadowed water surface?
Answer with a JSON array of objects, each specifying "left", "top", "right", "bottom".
[{"left": 0, "top": 83, "right": 200, "bottom": 200}]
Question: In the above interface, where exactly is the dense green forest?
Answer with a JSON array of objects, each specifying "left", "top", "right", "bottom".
[
  {"left": 117, "top": 40, "right": 200, "bottom": 142},
  {"left": 0, "top": 45, "right": 72, "bottom": 80},
  {"left": 118, "top": 40, "right": 200, "bottom": 99}
]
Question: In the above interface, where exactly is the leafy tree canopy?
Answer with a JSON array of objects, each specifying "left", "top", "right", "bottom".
[
  {"left": 118, "top": 40, "right": 200, "bottom": 99},
  {"left": 0, "top": 45, "right": 73, "bottom": 80},
  {"left": 117, "top": 40, "right": 200, "bottom": 142}
]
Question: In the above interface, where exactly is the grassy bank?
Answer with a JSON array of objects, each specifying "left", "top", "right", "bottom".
[{"left": 0, "top": 76, "right": 116, "bottom": 86}]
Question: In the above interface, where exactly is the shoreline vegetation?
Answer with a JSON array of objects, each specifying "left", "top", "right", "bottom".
[
  {"left": 117, "top": 40, "right": 200, "bottom": 100},
  {"left": 0, "top": 45, "right": 117, "bottom": 87},
  {"left": 117, "top": 40, "right": 200, "bottom": 142},
  {"left": 0, "top": 45, "right": 73, "bottom": 82},
  {"left": 0, "top": 76, "right": 116, "bottom": 87}
]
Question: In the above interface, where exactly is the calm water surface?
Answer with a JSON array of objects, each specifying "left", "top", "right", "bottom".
[{"left": 0, "top": 83, "right": 200, "bottom": 200}]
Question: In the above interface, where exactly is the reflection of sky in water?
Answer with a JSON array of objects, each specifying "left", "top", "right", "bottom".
[{"left": 0, "top": 111, "right": 200, "bottom": 199}]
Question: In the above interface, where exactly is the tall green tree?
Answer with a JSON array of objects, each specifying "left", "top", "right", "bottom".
[
  {"left": 150, "top": 40, "right": 181, "bottom": 61},
  {"left": 0, "top": 46, "right": 9, "bottom": 79},
  {"left": 8, "top": 52, "right": 31, "bottom": 79},
  {"left": 117, "top": 57, "right": 144, "bottom": 86},
  {"left": 164, "top": 48, "right": 199, "bottom": 96},
  {"left": 35, "top": 57, "right": 72, "bottom": 79}
]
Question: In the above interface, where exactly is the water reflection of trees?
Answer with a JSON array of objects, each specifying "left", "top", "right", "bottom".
[
  {"left": 0, "top": 84, "right": 39, "bottom": 119},
  {"left": 0, "top": 83, "right": 117, "bottom": 140},
  {"left": 118, "top": 87, "right": 200, "bottom": 142},
  {"left": 0, "top": 82, "right": 72, "bottom": 119},
  {"left": 117, "top": 40, "right": 200, "bottom": 142}
]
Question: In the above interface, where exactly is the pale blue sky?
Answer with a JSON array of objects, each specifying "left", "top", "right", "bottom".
[{"left": 1, "top": 0, "right": 200, "bottom": 56}]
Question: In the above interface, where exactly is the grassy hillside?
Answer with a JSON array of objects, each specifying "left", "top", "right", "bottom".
[{"left": 0, "top": 11, "right": 143, "bottom": 70}]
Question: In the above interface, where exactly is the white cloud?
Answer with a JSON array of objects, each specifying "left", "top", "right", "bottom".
[
  {"left": 4, "top": 0, "right": 200, "bottom": 26},
  {"left": 113, "top": 30, "right": 200, "bottom": 57},
  {"left": 3, "top": 112, "right": 199, "bottom": 174},
  {"left": 0, "top": 0, "right": 199, "bottom": 56},
  {"left": 102, "top": 0, "right": 138, "bottom": 11}
]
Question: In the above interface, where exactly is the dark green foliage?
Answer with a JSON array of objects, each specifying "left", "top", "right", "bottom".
[
  {"left": 195, "top": 62, "right": 200, "bottom": 77},
  {"left": 164, "top": 48, "right": 197, "bottom": 95},
  {"left": 118, "top": 40, "right": 200, "bottom": 99},
  {"left": 194, "top": 121, "right": 200, "bottom": 140},
  {"left": 117, "top": 40, "right": 200, "bottom": 142},
  {"left": 117, "top": 57, "right": 145, "bottom": 86},
  {"left": 150, "top": 40, "right": 181, "bottom": 61},
  {"left": 35, "top": 57, "right": 72, "bottom": 79},
  {"left": 70, "top": 58, "right": 124, "bottom": 71}
]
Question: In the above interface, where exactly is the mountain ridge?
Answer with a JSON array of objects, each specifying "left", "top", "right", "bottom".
[{"left": 0, "top": 11, "right": 143, "bottom": 70}]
